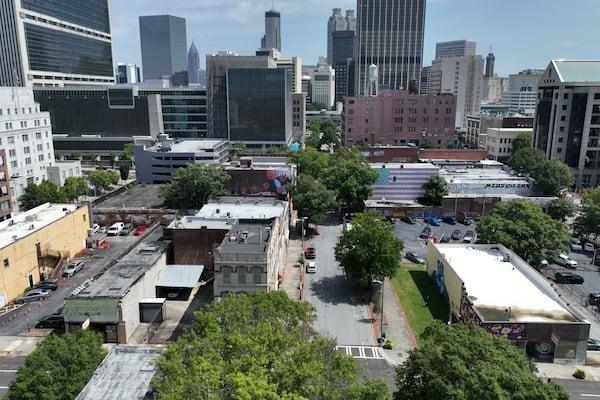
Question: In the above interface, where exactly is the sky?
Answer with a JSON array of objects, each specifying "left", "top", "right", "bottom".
[{"left": 110, "top": 0, "right": 600, "bottom": 78}]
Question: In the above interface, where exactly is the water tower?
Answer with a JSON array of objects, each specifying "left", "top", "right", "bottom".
[{"left": 367, "top": 64, "right": 378, "bottom": 97}]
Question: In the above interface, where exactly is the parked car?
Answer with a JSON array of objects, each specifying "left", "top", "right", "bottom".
[
  {"left": 62, "top": 259, "right": 84, "bottom": 277},
  {"left": 306, "top": 261, "right": 317, "bottom": 273},
  {"left": 92, "top": 223, "right": 100, "bottom": 233},
  {"left": 28, "top": 280, "right": 58, "bottom": 292},
  {"left": 584, "top": 242, "right": 596, "bottom": 253},
  {"left": 457, "top": 212, "right": 471, "bottom": 225},
  {"left": 439, "top": 234, "right": 451, "bottom": 243},
  {"left": 555, "top": 271, "right": 584, "bottom": 284},
  {"left": 588, "top": 338, "right": 600, "bottom": 351},
  {"left": 305, "top": 246, "right": 316, "bottom": 259},
  {"left": 120, "top": 222, "right": 134, "bottom": 236},
  {"left": 555, "top": 253, "right": 578, "bottom": 269},
  {"left": 463, "top": 230, "right": 474, "bottom": 243},
  {"left": 419, "top": 227, "right": 432, "bottom": 239},
  {"left": 133, "top": 225, "right": 147, "bottom": 236},
  {"left": 570, "top": 237, "right": 583, "bottom": 252},
  {"left": 590, "top": 292, "right": 600, "bottom": 307},
  {"left": 424, "top": 215, "right": 441, "bottom": 226},
  {"left": 35, "top": 313, "right": 65, "bottom": 329},
  {"left": 405, "top": 251, "right": 426, "bottom": 264},
  {"left": 451, "top": 229, "right": 462, "bottom": 240},
  {"left": 400, "top": 215, "right": 416, "bottom": 224},
  {"left": 442, "top": 216, "right": 457, "bottom": 225},
  {"left": 107, "top": 222, "right": 125, "bottom": 236},
  {"left": 14, "top": 289, "right": 50, "bottom": 304}
]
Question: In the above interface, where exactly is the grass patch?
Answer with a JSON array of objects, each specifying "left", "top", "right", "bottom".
[{"left": 390, "top": 263, "right": 449, "bottom": 345}]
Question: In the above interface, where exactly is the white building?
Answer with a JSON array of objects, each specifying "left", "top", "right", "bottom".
[
  {"left": 501, "top": 69, "right": 544, "bottom": 115},
  {"left": 311, "top": 65, "right": 335, "bottom": 109},
  {"left": 430, "top": 55, "right": 484, "bottom": 129},
  {"left": 47, "top": 160, "right": 83, "bottom": 187},
  {"left": 0, "top": 87, "right": 55, "bottom": 209},
  {"left": 483, "top": 127, "right": 533, "bottom": 161}
]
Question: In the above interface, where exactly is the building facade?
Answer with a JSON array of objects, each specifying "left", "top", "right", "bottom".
[
  {"left": 435, "top": 40, "right": 476, "bottom": 58},
  {"left": 501, "top": 68, "right": 544, "bottom": 115},
  {"left": 261, "top": 10, "right": 281, "bottom": 53},
  {"left": 311, "top": 66, "right": 335, "bottom": 109},
  {"left": 139, "top": 15, "right": 187, "bottom": 84},
  {"left": 533, "top": 60, "right": 600, "bottom": 189},
  {"left": 355, "top": 0, "right": 426, "bottom": 95},
  {"left": 327, "top": 8, "right": 356, "bottom": 65},
  {"left": 187, "top": 41, "right": 201, "bottom": 85},
  {"left": 0, "top": 0, "right": 115, "bottom": 87},
  {"left": 0, "top": 151, "right": 13, "bottom": 222},
  {"left": 342, "top": 91, "right": 457, "bottom": 148},
  {"left": 465, "top": 113, "right": 533, "bottom": 148},
  {"left": 47, "top": 160, "right": 82, "bottom": 187},
  {"left": 484, "top": 127, "right": 534, "bottom": 161}
]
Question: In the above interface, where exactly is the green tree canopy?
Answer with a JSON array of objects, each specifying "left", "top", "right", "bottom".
[
  {"left": 326, "top": 148, "right": 378, "bottom": 211},
  {"left": 61, "top": 176, "right": 89, "bottom": 202},
  {"left": 420, "top": 140, "right": 436, "bottom": 149},
  {"left": 5, "top": 330, "right": 107, "bottom": 400},
  {"left": 511, "top": 132, "right": 532, "bottom": 154},
  {"left": 419, "top": 175, "right": 448, "bottom": 206},
  {"left": 335, "top": 210, "right": 403, "bottom": 286},
  {"left": 89, "top": 170, "right": 114, "bottom": 194},
  {"left": 18, "top": 180, "right": 67, "bottom": 210},
  {"left": 546, "top": 197, "right": 575, "bottom": 222},
  {"left": 121, "top": 143, "right": 135, "bottom": 161},
  {"left": 288, "top": 147, "right": 329, "bottom": 178},
  {"left": 394, "top": 321, "right": 569, "bottom": 400},
  {"left": 159, "top": 163, "right": 230, "bottom": 210},
  {"left": 118, "top": 161, "right": 130, "bottom": 181},
  {"left": 507, "top": 147, "right": 547, "bottom": 176},
  {"left": 574, "top": 186, "right": 600, "bottom": 237},
  {"left": 533, "top": 158, "right": 573, "bottom": 196},
  {"left": 477, "top": 199, "right": 570, "bottom": 268},
  {"left": 152, "top": 291, "right": 391, "bottom": 400},
  {"left": 292, "top": 173, "right": 336, "bottom": 224}
]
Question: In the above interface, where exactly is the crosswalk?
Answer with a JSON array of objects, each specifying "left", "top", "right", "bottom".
[{"left": 337, "top": 345, "right": 384, "bottom": 359}]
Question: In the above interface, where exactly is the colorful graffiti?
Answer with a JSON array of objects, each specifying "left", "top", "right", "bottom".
[
  {"left": 238, "top": 169, "right": 292, "bottom": 196},
  {"left": 431, "top": 259, "right": 449, "bottom": 303}
]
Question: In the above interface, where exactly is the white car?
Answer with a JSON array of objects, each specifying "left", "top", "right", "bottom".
[
  {"left": 107, "top": 222, "right": 125, "bottom": 236},
  {"left": 92, "top": 223, "right": 100, "bottom": 233},
  {"left": 555, "top": 253, "right": 578, "bottom": 269},
  {"left": 570, "top": 238, "right": 583, "bottom": 252},
  {"left": 306, "top": 261, "right": 317, "bottom": 274},
  {"left": 584, "top": 242, "right": 596, "bottom": 253}
]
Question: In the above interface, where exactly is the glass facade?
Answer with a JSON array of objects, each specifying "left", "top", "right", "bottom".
[
  {"left": 25, "top": 24, "right": 113, "bottom": 76},
  {"left": 140, "top": 89, "right": 207, "bottom": 138},
  {"left": 227, "top": 69, "right": 291, "bottom": 143},
  {"left": 21, "top": 0, "right": 110, "bottom": 32},
  {"left": 139, "top": 15, "right": 187, "bottom": 81}
]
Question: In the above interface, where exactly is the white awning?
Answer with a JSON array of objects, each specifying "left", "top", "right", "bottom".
[{"left": 157, "top": 265, "right": 204, "bottom": 288}]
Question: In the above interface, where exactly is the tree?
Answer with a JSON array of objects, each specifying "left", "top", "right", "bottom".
[
  {"left": 511, "top": 132, "right": 532, "bottom": 155},
  {"left": 292, "top": 174, "right": 336, "bottom": 224},
  {"left": 152, "top": 291, "right": 391, "bottom": 400},
  {"left": 89, "top": 170, "right": 113, "bottom": 194},
  {"left": 394, "top": 321, "right": 569, "bottom": 400},
  {"left": 419, "top": 175, "right": 448, "bottom": 206},
  {"left": 61, "top": 176, "right": 89, "bottom": 202},
  {"left": 160, "top": 163, "right": 230, "bottom": 210},
  {"left": 5, "top": 330, "right": 107, "bottom": 400},
  {"left": 506, "top": 147, "right": 547, "bottom": 175},
  {"left": 67, "top": 152, "right": 81, "bottom": 160},
  {"left": 121, "top": 143, "right": 135, "bottom": 161},
  {"left": 326, "top": 148, "right": 379, "bottom": 212},
  {"left": 321, "top": 125, "right": 337, "bottom": 146},
  {"left": 118, "top": 161, "right": 130, "bottom": 181},
  {"left": 546, "top": 198, "right": 575, "bottom": 222},
  {"left": 533, "top": 158, "right": 573, "bottom": 196},
  {"left": 19, "top": 180, "right": 67, "bottom": 210},
  {"left": 288, "top": 147, "right": 329, "bottom": 178},
  {"left": 305, "top": 131, "right": 322, "bottom": 149},
  {"left": 229, "top": 141, "right": 247, "bottom": 159},
  {"left": 335, "top": 210, "right": 403, "bottom": 286},
  {"left": 306, "top": 102, "right": 327, "bottom": 111},
  {"left": 420, "top": 140, "right": 436, "bottom": 149},
  {"left": 574, "top": 186, "right": 600, "bottom": 237},
  {"left": 476, "top": 199, "right": 570, "bottom": 268}
]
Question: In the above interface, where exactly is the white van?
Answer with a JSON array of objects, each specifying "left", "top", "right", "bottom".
[
  {"left": 306, "top": 261, "right": 317, "bottom": 274},
  {"left": 107, "top": 222, "right": 125, "bottom": 236}
]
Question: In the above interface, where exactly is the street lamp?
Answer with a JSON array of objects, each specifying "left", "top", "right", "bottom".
[
  {"left": 301, "top": 217, "right": 308, "bottom": 256},
  {"left": 373, "top": 279, "right": 385, "bottom": 345}
]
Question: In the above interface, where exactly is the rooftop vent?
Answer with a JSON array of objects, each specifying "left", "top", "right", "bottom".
[{"left": 503, "top": 254, "right": 511, "bottom": 262}]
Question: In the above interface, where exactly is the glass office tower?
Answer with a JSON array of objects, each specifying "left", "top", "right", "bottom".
[
  {"left": 139, "top": 15, "right": 187, "bottom": 83},
  {"left": 0, "top": 0, "right": 114, "bottom": 87}
]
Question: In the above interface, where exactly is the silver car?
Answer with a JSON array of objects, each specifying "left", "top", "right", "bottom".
[{"left": 14, "top": 289, "right": 50, "bottom": 304}]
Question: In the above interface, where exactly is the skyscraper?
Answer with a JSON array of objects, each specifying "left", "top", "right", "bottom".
[
  {"left": 435, "top": 40, "right": 476, "bottom": 58},
  {"left": 355, "top": 0, "right": 426, "bottom": 95},
  {"left": 188, "top": 41, "right": 201, "bottom": 84},
  {"left": 261, "top": 10, "right": 281, "bottom": 52},
  {"left": 139, "top": 15, "right": 187, "bottom": 83},
  {"left": 0, "top": 0, "right": 115, "bottom": 87},
  {"left": 327, "top": 9, "right": 356, "bottom": 65}
]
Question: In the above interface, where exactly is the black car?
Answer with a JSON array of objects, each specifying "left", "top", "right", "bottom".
[
  {"left": 439, "top": 234, "right": 451, "bottom": 243},
  {"left": 28, "top": 280, "right": 58, "bottom": 292},
  {"left": 400, "top": 215, "right": 416, "bottom": 224},
  {"left": 442, "top": 216, "right": 457, "bottom": 225},
  {"left": 555, "top": 271, "right": 584, "bottom": 284},
  {"left": 590, "top": 292, "right": 600, "bottom": 307},
  {"left": 405, "top": 251, "right": 426, "bottom": 264},
  {"left": 35, "top": 313, "right": 64, "bottom": 329},
  {"left": 419, "top": 227, "right": 432, "bottom": 239}
]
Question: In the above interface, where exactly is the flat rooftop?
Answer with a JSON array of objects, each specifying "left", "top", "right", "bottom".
[
  {"left": 435, "top": 244, "right": 578, "bottom": 323},
  {"left": 219, "top": 221, "right": 274, "bottom": 254},
  {"left": 151, "top": 139, "right": 227, "bottom": 153},
  {"left": 0, "top": 203, "right": 80, "bottom": 250}
]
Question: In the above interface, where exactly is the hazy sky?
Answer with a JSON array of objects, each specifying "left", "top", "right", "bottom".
[{"left": 110, "top": 0, "right": 599, "bottom": 78}]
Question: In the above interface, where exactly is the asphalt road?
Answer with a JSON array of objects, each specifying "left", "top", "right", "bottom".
[
  {"left": 0, "top": 356, "right": 25, "bottom": 397},
  {"left": 556, "top": 378, "right": 600, "bottom": 399}
]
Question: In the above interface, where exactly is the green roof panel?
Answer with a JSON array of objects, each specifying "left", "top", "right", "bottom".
[{"left": 554, "top": 60, "right": 600, "bottom": 82}]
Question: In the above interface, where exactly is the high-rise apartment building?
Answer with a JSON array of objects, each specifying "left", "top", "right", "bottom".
[
  {"left": 311, "top": 66, "right": 335, "bottom": 109},
  {"left": 501, "top": 68, "right": 544, "bottom": 115},
  {"left": 435, "top": 40, "right": 476, "bottom": 58},
  {"left": 355, "top": 0, "right": 426, "bottom": 95},
  {"left": 188, "top": 41, "right": 201, "bottom": 85},
  {"left": 327, "top": 8, "right": 356, "bottom": 65},
  {"left": 139, "top": 15, "right": 187, "bottom": 84},
  {"left": 0, "top": 0, "right": 115, "bottom": 87},
  {"left": 261, "top": 10, "right": 281, "bottom": 53}
]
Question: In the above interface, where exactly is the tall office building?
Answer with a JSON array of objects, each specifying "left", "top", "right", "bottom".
[
  {"left": 435, "top": 40, "right": 476, "bottom": 58},
  {"left": 355, "top": 0, "right": 426, "bottom": 95},
  {"left": 188, "top": 41, "right": 201, "bottom": 85},
  {"left": 261, "top": 10, "right": 281, "bottom": 53},
  {"left": 116, "top": 63, "right": 140, "bottom": 84},
  {"left": 0, "top": 0, "right": 115, "bottom": 87},
  {"left": 327, "top": 8, "right": 356, "bottom": 65},
  {"left": 139, "top": 15, "right": 187, "bottom": 83},
  {"left": 501, "top": 68, "right": 544, "bottom": 115}
]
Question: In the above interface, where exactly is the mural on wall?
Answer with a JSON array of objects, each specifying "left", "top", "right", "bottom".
[
  {"left": 237, "top": 169, "right": 292, "bottom": 196},
  {"left": 431, "top": 259, "right": 449, "bottom": 303}
]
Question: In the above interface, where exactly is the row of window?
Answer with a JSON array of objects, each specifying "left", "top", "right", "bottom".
[
  {"left": 0, "top": 132, "right": 49, "bottom": 145},
  {"left": 0, "top": 106, "right": 39, "bottom": 115},
  {"left": 221, "top": 266, "right": 264, "bottom": 285}
]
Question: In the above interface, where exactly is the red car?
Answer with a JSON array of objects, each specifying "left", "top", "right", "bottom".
[
  {"left": 134, "top": 225, "right": 147, "bottom": 236},
  {"left": 305, "top": 246, "right": 316, "bottom": 259}
]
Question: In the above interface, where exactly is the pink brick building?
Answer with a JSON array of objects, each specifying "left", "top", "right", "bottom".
[{"left": 342, "top": 91, "right": 458, "bottom": 148}]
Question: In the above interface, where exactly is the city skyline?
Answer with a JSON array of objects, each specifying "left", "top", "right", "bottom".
[{"left": 109, "top": 0, "right": 597, "bottom": 78}]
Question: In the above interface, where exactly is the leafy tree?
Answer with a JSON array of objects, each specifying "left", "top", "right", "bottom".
[
  {"left": 354, "top": 139, "right": 368, "bottom": 148},
  {"left": 306, "top": 102, "right": 327, "bottom": 111},
  {"left": 419, "top": 175, "right": 448, "bottom": 206},
  {"left": 533, "top": 158, "right": 573, "bottom": 196},
  {"left": 546, "top": 198, "right": 575, "bottom": 222},
  {"left": 477, "top": 199, "right": 570, "bottom": 268},
  {"left": 326, "top": 148, "right": 379, "bottom": 211},
  {"left": 61, "top": 176, "right": 89, "bottom": 202},
  {"left": 89, "top": 170, "right": 113, "bottom": 194},
  {"left": 5, "top": 330, "right": 107, "bottom": 400},
  {"left": 506, "top": 147, "right": 547, "bottom": 175},
  {"left": 118, "top": 161, "right": 131, "bottom": 181},
  {"left": 574, "top": 186, "right": 600, "bottom": 237},
  {"left": 307, "top": 119, "right": 322, "bottom": 133},
  {"left": 394, "top": 321, "right": 569, "bottom": 400},
  {"left": 159, "top": 163, "right": 230, "bottom": 210},
  {"left": 305, "top": 131, "right": 322, "bottom": 149},
  {"left": 152, "top": 291, "right": 391, "bottom": 400},
  {"left": 292, "top": 174, "right": 336, "bottom": 224},
  {"left": 288, "top": 147, "right": 329, "bottom": 178},
  {"left": 121, "top": 143, "right": 135, "bottom": 161},
  {"left": 67, "top": 152, "right": 81, "bottom": 160},
  {"left": 266, "top": 145, "right": 288, "bottom": 154},
  {"left": 19, "top": 180, "right": 67, "bottom": 210},
  {"left": 321, "top": 125, "right": 337, "bottom": 146},
  {"left": 335, "top": 210, "right": 403, "bottom": 286},
  {"left": 511, "top": 132, "right": 532, "bottom": 154},
  {"left": 229, "top": 141, "right": 247, "bottom": 159},
  {"left": 420, "top": 140, "right": 436, "bottom": 149}
]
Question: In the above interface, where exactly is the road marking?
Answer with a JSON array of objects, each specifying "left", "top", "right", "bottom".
[
  {"left": 337, "top": 346, "right": 384, "bottom": 359},
  {"left": 581, "top": 395, "right": 600, "bottom": 398},
  {"left": 0, "top": 370, "right": 17, "bottom": 373}
]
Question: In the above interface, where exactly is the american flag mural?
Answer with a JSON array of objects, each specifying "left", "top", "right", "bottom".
[{"left": 370, "top": 164, "right": 439, "bottom": 201}]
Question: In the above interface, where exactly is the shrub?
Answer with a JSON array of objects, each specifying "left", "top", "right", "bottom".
[
  {"left": 573, "top": 368, "right": 586, "bottom": 379},
  {"left": 383, "top": 339, "right": 394, "bottom": 350}
]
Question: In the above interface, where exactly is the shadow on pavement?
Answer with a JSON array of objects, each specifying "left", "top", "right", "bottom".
[{"left": 308, "top": 275, "right": 359, "bottom": 305}]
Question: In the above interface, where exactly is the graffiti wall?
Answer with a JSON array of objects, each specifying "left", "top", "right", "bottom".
[{"left": 225, "top": 168, "right": 292, "bottom": 197}]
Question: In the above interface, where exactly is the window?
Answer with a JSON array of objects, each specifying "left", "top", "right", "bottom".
[
  {"left": 8, "top": 150, "right": 15, "bottom": 157},
  {"left": 557, "top": 148, "right": 562, "bottom": 153},
  {"left": 222, "top": 267, "right": 231, "bottom": 284},
  {"left": 348, "top": 119, "right": 354, "bottom": 124},
  {"left": 238, "top": 267, "right": 246, "bottom": 284},
  {"left": 37, "top": 144, "right": 43, "bottom": 151},
  {"left": 560, "top": 116, "right": 566, "bottom": 121},
  {"left": 23, "top": 146, "right": 30, "bottom": 154},
  {"left": 252, "top": 267, "right": 262, "bottom": 284},
  {"left": 562, "top": 105, "right": 567, "bottom": 111},
  {"left": 38, "top": 155, "right": 44, "bottom": 161},
  {"left": 563, "top": 93, "right": 569, "bottom": 99},
  {"left": 22, "top": 134, "right": 28, "bottom": 141},
  {"left": 25, "top": 157, "right": 31, "bottom": 165},
  {"left": 35, "top": 132, "right": 41, "bottom": 139},
  {"left": 3, "top": 258, "right": 8, "bottom": 267},
  {"left": 365, "top": 119, "right": 369, "bottom": 123}
]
